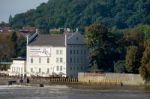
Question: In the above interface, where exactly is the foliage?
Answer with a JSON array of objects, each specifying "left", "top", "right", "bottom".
[
  {"left": 16, "top": 37, "right": 26, "bottom": 57},
  {"left": 85, "top": 24, "right": 116, "bottom": 71},
  {"left": 124, "top": 28, "right": 144, "bottom": 47},
  {"left": 136, "top": 25, "right": 150, "bottom": 39},
  {"left": 0, "top": 33, "right": 26, "bottom": 64},
  {"left": 140, "top": 39, "right": 150, "bottom": 80},
  {"left": 0, "top": 34, "right": 15, "bottom": 62},
  {"left": 114, "top": 60, "right": 126, "bottom": 73},
  {"left": 125, "top": 46, "right": 138, "bottom": 73},
  {"left": 9, "top": 0, "right": 150, "bottom": 31},
  {"left": 11, "top": 32, "right": 18, "bottom": 57}
]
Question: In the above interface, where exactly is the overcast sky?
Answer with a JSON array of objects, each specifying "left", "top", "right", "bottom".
[{"left": 0, "top": 0, "right": 49, "bottom": 23}]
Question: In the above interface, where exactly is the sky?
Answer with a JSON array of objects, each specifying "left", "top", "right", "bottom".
[{"left": 0, "top": 0, "right": 49, "bottom": 23}]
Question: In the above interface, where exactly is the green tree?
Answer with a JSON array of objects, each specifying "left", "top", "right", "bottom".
[
  {"left": 0, "top": 34, "right": 15, "bottom": 62},
  {"left": 136, "top": 25, "right": 150, "bottom": 39},
  {"left": 11, "top": 32, "right": 18, "bottom": 57},
  {"left": 9, "top": 15, "right": 13, "bottom": 25},
  {"left": 125, "top": 46, "right": 138, "bottom": 73},
  {"left": 124, "top": 28, "right": 144, "bottom": 47},
  {"left": 139, "top": 39, "right": 150, "bottom": 81},
  {"left": 114, "top": 60, "right": 126, "bottom": 73},
  {"left": 85, "top": 24, "right": 115, "bottom": 71},
  {"left": 17, "top": 37, "right": 26, "bottom": 57},
  {"left": 9, "top": 0, "right": 150, "bottom": 30}
]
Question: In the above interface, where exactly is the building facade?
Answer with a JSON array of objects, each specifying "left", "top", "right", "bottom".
[
  {"left": 8, "top": 58, "right": 26, "bottom": 76},
  {"left": 26, "top": 32, "right": 89, "bottom": 78}
]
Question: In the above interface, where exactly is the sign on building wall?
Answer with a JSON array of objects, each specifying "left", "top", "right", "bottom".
[{"left": 29, "top": 47, "right": 51, "bottom": 57}]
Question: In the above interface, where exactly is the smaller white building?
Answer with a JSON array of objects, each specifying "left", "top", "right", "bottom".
[{"left": 8, "top": 58, "right": 26, "bottom": 76}]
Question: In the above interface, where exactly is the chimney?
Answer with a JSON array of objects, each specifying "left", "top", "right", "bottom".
[
  {"left": 26, "top": 34, "right": 29, "bottom": 45},
  {"left": 36, "top": 28, "right": 39, "bottom": 34},
  {"left": 76, "top": 28, "right": 78, "bottom": 32},
  {"left": 65, "top": 33, "right": 67, "bottom": 47}
]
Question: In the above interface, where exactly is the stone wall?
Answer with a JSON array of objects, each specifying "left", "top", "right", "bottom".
[{"left": 78, "top": 72, "right": 145, "bottom": 86}]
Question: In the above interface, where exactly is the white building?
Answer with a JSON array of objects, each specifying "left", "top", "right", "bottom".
[
  {"left": 26, "top": 31, "right": 89, "bottom": 78},
  {"left": 8, "top": 58, "right": 26, "bottom": 76}
]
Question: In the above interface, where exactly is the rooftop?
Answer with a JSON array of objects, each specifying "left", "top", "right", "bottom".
[{"left": 28, "top": 34, "right": 66, "bottom": 46}]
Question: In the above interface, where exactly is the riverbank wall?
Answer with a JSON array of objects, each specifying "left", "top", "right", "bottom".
[
  {"left": 78, "top": 72, "right": 145, "bottom": 86},
  {"left": 0, "top": 73, "right": 145, "bottom": 86}
]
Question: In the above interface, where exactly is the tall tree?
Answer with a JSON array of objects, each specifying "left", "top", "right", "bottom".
[
  {"left": 0, "top": 34, "right": 15, "bottom": 62},
  {"left": 85, "top": 24, "right": 115, "bottom": 71},
  {"left": 11, "top": 32, "right": 18, "bottom": 57},
  {"left": 9, "top": 15, "right": 13, "bottom": 25},
  {"left": 125, "top": 46, "right": 138, "bottom": 73},
  {"left": 16, "top": 37, "right": 26, "bottom": 57},
  {"left": 139, "top": 39, "right": 150, "bottom": 81}
]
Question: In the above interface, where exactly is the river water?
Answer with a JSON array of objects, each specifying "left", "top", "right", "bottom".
[{"left": 0, "top": 85, "right": 149, "bottom": 99}]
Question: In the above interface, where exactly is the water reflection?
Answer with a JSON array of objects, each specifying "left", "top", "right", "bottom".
[{"left": 0, "top": 85, "right": 149, "bottom": 99}]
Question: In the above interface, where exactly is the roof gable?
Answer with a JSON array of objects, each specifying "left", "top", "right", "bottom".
[{"left": 67, "top": 32, "right": 85, "bottom": 45}]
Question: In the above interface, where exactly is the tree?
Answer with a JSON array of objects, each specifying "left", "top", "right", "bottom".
[
  {"left": 85, "top": 24, "right": 115, "bottom": 71},
  {"left": 139, "top": 39, "right": 150, "bottom": 81},
  {"left": 125, "top": 46, "right": 138, "bottom": 73},
  {"left": 114, "top": 60, "right": 126, "bottom": 73},
  {"left": 0, "top": 34, "right": 15, "bottom": 62},
  {"left": 9, "top": 15, "right": 13, "bottom": 25},
  {"left": 17, "top": 37, "right": 26, "bottom": 57},
  {"left": 9, "top": 0, "right": 150, "bottom": 30},
  {"left": 11, "top": 32, "right": 18, "bottom": 57},
  {"left": 124, "top": 28, "right": 144, "bottom": 47},
  {"left": 136, "top": 25, "right": 150, "bottom": 39}
]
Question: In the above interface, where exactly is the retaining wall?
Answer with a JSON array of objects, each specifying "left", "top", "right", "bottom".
[{"left": 78, "top": 72, "right": 145, "bottom": 86}]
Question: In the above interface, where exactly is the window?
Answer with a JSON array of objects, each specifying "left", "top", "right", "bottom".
[
  {"left": 77, "top": 50, "right": 79, "bottom": 54},
  {"left": 74, "top": 57, "right": 76, "bottom": 63},
  {"left": 31, "top": 58, "right": 33, "bottom": 63},
  {"left": 60, "top": 66, "right": 62, "bottom": 71},
  {"left": 81, "top": 50, "right": 83, "bottom": 54},
  {"left": 70, "top": 50, "right": 72, "bottom": 54},
  {"left": 73, "top": 50, "right": 75, "bottom": 54},
  {"left": 39, "top": 58, "right": 41, "bottom": 63},
  {"left": 31, "top": 68, "right": 33, "bottom": 72},
  {"left": 70, "top": 58, "right": 72, "bottom": 63},
  {"left": 39, "top": 68, "right": 41, "bottom": 73},
  {"left": 81, "top": 67, "right": 83, "bottom": 71},
  {"left": 60, "top": 58, "right": 63, "bottom": 63},
  {"left": 47, "top": 58, "right": 49, "bottom": 63},
  {"left": 77, "top": 58, "right": 79, "bottom": 63},
  {"left": 57, "top": 66, "right": 59, "bottom": 71},
  {"left": 84, "top": 50, "right": 86, "bottom": 54},
  {"left": 56, "top": 58, "right": 59, "bottom": 62},
  {"left": 80, "top": 57, "right": 82, "bottom": 63},
  {"left": 56, "top": 50, "right": 59, "bottom": 54},
  {"left": 57, "top": 50, "right": 63, "bottom": 55},
  {"left": 77, "top": 67, "right": 79, "bottom": 70},
  {"left": 60, "top": 50, "right": 62, "bottom": 54},
  {"left": 47, "top": 68, "right": 49, "bottom": 73}
]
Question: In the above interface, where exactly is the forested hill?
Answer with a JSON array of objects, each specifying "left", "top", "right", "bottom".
[{"left": 10, "top": 0, "right": 150, "bottom": 31}]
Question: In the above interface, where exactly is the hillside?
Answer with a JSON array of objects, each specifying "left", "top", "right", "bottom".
[{"left": 10, "top": 0, "right": 150, "bottom": 31}]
